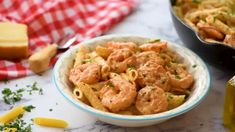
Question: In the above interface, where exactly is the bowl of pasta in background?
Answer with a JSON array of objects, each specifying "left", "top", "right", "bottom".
[
  {"left": 169, "top": 0, "right": 235, "bottom": 70},
  {"left": 53, "top": 34, "right": 210, "bottom": 127}
]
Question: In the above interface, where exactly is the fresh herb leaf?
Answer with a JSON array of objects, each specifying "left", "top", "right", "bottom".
[
  {"left": 213, "top": 16, "right": 217, "bottom": 23},
  {"left": 106, "top": 82, "right": 114, "bottom": 88},
  {"left": 27, "top": 82, "right": 43, "bottom": 95},
  {"left": 2, "top": 88, "right": 24, "bottom": 105},
  {"left": 82, "top": 59, "right": 92, "bottom": 64},
  {"left": 23, "top": 105, "right": 35, "bottom": 112},
  {"left": 127, "top": 64, "right": 136, "bottom": 70},
  {"left": 175, "top": 75, "right": 181, "bottom": 80},
  {"left": 192, "top": 64, "right": 197, "bottom": 68},
  {"left": 0, "top": 118, "right": 32, "bottom": 132}
]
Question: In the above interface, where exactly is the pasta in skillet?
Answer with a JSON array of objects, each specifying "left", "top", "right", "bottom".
[
  {"left": 173, "top": 0, "right": 235, "bottom": 48},
  {"left": 69, "top": 40, "right": 194, "bottom": 115}
]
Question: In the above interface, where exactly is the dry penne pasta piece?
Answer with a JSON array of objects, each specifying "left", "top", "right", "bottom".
[
  {"left": 3, "top": 128, "right": 17, "bottom": 132},
  {"left": 0, "top": 106, "right": 25, "bottom": 123},
  {"left": 73, "top": 87, "right": 89, "bottom": 104},
  {"left": 95, "top": 45, "right": 112, "bottom": 59},
  {"left": 76, "top": 82, "right": 108, "bottom": 112},
  {"left": 33, "top": 117, "right": 68, "bottom": 128}
]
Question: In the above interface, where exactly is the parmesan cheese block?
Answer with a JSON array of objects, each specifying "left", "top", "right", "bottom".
[{"left": 0, "top": 22, "right": 28, "bottom": 59}]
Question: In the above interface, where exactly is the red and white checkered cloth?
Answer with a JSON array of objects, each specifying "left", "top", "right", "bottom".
[{"left": 0, "top": 0, "right": 138, "bottom": 80}]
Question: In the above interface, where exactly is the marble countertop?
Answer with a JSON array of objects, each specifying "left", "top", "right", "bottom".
[{"left": 0, "top": 0, "right": 234, "bottom": 132}]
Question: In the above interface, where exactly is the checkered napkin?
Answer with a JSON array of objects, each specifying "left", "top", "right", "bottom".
[{"left": 0, "top": 0, "right": 137, "bottom": 80}]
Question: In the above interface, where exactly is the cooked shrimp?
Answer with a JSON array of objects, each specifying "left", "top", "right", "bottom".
[
  {"left": 136, "top": 51, "right": 165, "bottom": 68},
  {"left": 139, "top": 42, "right": 167, "bottom": 52},
  {"left": 136, "top": 61, "right": 170, "bottom": 91},
  {"left": 69, "top": 63, "right": 101, "bottom": 85},
  {"left": 107, "top": 48, "right": 136, "bottom": 73},
  {"left": 99, "top": 77, "right": 137, "bottom": 112},
  {"left": 106, "top": 41, "right": 137, "bottom": 51},
  {"left": 197, "top": 21, "right": 224, "bottom": 40},
  {"left": 167, "top": 63, "right": 194, "bottom": 89},
  {"left": 135, "top": 86, "right": 168, "bottom": 115}
]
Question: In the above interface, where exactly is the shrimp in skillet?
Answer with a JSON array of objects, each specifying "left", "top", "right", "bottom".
[
  {"left": 99, "top": 77, "right": 137, "bottom": 112},
  {"left": 69, "top": 63, "right": 101, "bottom": 85},
  {"left": 135, "top": 86, "right": 168, "bottom": 115}
]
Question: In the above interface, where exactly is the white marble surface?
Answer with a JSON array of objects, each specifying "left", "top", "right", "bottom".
[{"left": 0, "top": 0, "right": 234, "bottom": 132}]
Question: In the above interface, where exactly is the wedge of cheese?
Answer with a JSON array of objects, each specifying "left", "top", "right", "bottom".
[{"left": 0, "top": 22, "right": 28, "bottom": 59}]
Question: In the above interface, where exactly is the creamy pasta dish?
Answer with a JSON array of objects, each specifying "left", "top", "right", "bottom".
[
  {"left": 173, "top": 0, "right": 235, "bottom": 48},
  {"left": 68, "top": 40, "right": 194, "bottom": 115}
]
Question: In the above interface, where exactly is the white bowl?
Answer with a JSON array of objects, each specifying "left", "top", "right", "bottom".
[{"left": 53, "top": 35, "right": 211, "bottom": 127}]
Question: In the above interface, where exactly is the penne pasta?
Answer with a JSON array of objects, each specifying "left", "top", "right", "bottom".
[
  {"left": 68, "top": 41, "right": 194, "bottom": 115},
  {"left": 0, "top": 106, "right": 25, "bottom": 123},
  {"left": 33, "top": 117, "right": 68, "bottom": 128},
  {"left": 74, "top": 44, "right": 88, "bottom": 67},
  {"left": 206, "top": 15, "right": 234, "bottom": 35},
  {"left": 73, "top": 87, "right": 89, "bottom": 104},
  {"left": 126, "top": 68, "right": 138, "bottom": 81},
  {"left": 89, "top": 81, "right": 106, "bottom": 91},
  {"left": 95, "top": 45, "right": 112, "bottom": 59},
  {"left": 89, "top": 52, "right": 110, "bottom": 80},
  {"left": 76, "top": 82, "right": 108, "bottom": 112}
]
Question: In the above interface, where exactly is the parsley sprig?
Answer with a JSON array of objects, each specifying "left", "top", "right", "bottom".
[{"left": 1, "top": 82, "right": 43, "bottom": 105}]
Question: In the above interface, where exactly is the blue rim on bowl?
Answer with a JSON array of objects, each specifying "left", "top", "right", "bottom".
[{"left": 53, "top": 34, "right": 211, "bottom": 121}]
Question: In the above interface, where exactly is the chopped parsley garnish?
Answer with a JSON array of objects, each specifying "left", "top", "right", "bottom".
[
  {"left": 127, "top": 64, "right": 136, "bottom": 70},
  {"left": 167, "top": 94, "right": 174, "bottom": 101},
  {"left": 23, "top": 105, "right": 35, "bottom": 112},
  {"left": 1, "top": 82, "right": 43, "bottom": 105},
  {"left": 0, "top": 118, "right": 32, "bottom": 132},
  {"left": 82, "top": 59, "right": 92, "bottom": 64},
  {"left": 106, "top": 82, "right": 114, "bottom": 88},
  {"left": 213, "top": 16, "right": 217, "bottom": 23},
  {"left": 192, "top": 64, "right": 197, "bottom": 68},
  {"left": 147, "top": 39, "right": 161, "bottom": 43},
  {"left": 27, "top": 82, "right": 43, "bottom": 95},
  {"left": 2, "top": 88, "right": 24, "bottom": 105},
  {"left": 175, "top": 75, "right": 181, "bottom": 80}
]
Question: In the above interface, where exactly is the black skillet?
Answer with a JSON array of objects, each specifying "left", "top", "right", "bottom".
[{"left": 169, "top": 0, "right": 235, "bottom": 71}]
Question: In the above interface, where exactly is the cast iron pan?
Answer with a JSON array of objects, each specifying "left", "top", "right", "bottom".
[{"left": 169, "top": 0, "right": 235, "bottom": 71}]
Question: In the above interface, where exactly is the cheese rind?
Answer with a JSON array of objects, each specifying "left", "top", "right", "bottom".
[{"left": 0, "top": 22, "right": 28, "bottom": 59}]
